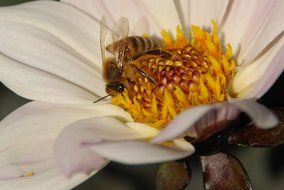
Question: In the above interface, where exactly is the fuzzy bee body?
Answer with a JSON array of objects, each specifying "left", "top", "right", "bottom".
[
  {"left": 106, "top": 36, "right": 158, "bottom": 61},
  {"left": 99, "top": 17, "right": 162, "bottom": 98}
]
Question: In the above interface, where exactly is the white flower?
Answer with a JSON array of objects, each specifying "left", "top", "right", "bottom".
[{"left": 0, "top": 0, "right": 283, "bottom": 189}]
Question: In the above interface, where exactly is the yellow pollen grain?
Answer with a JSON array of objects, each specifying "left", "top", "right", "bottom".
[
  {"left": 22, "top": 172, "right": 34, "bottom": 177},
  {"left": 111, "top": 20, "right": 236, "bottom": 129}
]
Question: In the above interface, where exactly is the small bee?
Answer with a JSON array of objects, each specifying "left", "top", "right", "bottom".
[{"left": 99, "top": 17, "right": 169, "bottom": 99}]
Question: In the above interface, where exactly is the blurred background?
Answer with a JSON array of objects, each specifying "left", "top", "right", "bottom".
[{"left": 0, "top": 1, "right": 283, "bottom": 189}]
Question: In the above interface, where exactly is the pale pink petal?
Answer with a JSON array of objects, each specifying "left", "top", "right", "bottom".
[
  {"left": 238, "top": 0, "right": 284, "bottom": 64},
  {"left": 189, "top": 0, "right": 229, "bottom": 29},
  {"left": 55, "top": 117, "right": 194, "bottom": 177},
  {"left": 0, "top": 101, "right": 127, "bottom": 189},
  {"left": 55, "top": 117, "right": 140, "bottom": 177},
  {"left": 90, "top": 140, "right": 193, "bottom": 164},
  {"left": 152, "top": 102, "right": 238, "bottom": 143},
  {"left": 232, "top": 99, "right": 278, "bottom": 129},
  {"left": 0, "top": 101, "right": 131, "bottom": 175},
  {"left": 247, "top": 46, "right": 283, "bottom": 98},
  {"left": 152, "top": 99, "right": 277, "bottom": 143},
  {"left": 140, "top": 0, "right": 181, "bottom": 33},
  {"left": 62, "top": 0, "right": 161, "bottom": 36},
  {"left": 229, "top": 36, "right": 284, "bottom": 99},
  {"left": 221, "top": 0, "right": 281, "bottom": 60},
  {"left": 0, "top": 139, "right": 98, "bottom": 190},
  {"left": 0, "top": 55, "right": 98, "bottom": 104},
  {"left": 0, "top": 1, "right": 106, "bottom": 103},
  {"left": 173, "top": 0, "right": 228, "bottom": 38},
  {"left": 0, "top": 141, "right": 54, "bottom": 180},
  {"left": 0, "top": 168, "right": 96, "bottom": 190},
  {"left": 3, "top": 1, "right": 102, "bottom": 69},
  {"left": 0, "top": 102, "right": 132, "bottom": 137}
]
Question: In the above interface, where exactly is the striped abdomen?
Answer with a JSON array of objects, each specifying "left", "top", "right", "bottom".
[
  {"left": 107, "top": 36, "right": 158, "bottom": 59},
  {"left": 125, "top": 36, "right": 157, "bottom": 57}
]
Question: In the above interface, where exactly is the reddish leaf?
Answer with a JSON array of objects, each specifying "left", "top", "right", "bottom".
[
  {"left": 228, "top": 108, "right": 284, "bottom": 147},
  {"left": 201, "top": 153, "right": 253, "bottom": 190},
  {"left": 155, "top": 161, "right": 191, "bottom": 190}
]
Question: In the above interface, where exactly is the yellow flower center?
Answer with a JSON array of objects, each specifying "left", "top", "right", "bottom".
[{"left": 112, "top": 21, "right": 236, "bottom": 129}]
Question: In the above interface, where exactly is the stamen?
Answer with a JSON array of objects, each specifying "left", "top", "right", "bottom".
[{"left": 112, "top": 21, "right": 236, "bottom": 129}]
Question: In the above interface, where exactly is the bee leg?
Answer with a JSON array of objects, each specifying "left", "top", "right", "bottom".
[
  {"left": 135, "top": 66, "right": 157, "bottom": 85},
  {"left": 120, "top": 92, "right": 126, "bottom": 100},
  {"left": 131, "top": 49, "right": 172, "bottom": 61},
  {"left": 145, "top": 49, "right": 172, "bottom": 59}
]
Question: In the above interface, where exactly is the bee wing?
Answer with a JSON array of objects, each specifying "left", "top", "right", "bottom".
[
  {"left": 112, "top": 17, "right": 129, "bottom": 70},
  {"left": 100, "top": 16, "right": 108, "bottom": 61},
  {"left": 110, "top": 17, "right": 129, "bottom": 43},
  {"left": 100, "top": 17, "right": 121, "bottom": 58},
  {"left": 117, "top": 17, "right": 129, "bottom": 38},
  {"left": 100, "top": 17, "right": 129, "bottom": 72}
]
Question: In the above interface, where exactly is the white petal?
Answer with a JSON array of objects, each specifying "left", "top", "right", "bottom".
[
  {"left": 0, "top": 168, "right": 96, "bottom": 190},
  {"left": 188, "top": 0, "right": 228, "bottom": 29},
  {"left": 0, "top": 138, "right": 98, "bottom": 190},
  {"left": 0, "top": 54, "right": 98, "bottom": 104},
  {"left": 238, "top": 0, "right": 284, "bottom": 64},
  {"left": 174, "top": 0, "right": 229, "bottom": 38},
  {"left": 152, "top": 99, "right": 277, "bottom": 143},
  {"left": 0, "top": 140, "right": 54, "bottom": 180},
  {"left": 0, "top": 101, "right": 130, "bottom": 175},
  {"left": 90, "top": 140, "right": 193, "bottom": 164},
  {"left": 229, "top": 36, "right": 284, "bottom": 98},
  {"left": 222, "top": 0, "right": 282, "bottom": 59},
  {"left": 141, "top": 0, "right": 181, "bottom": 33},
  {"left": 126, "top": 122, "right": 160, "bottom": 137},
  {"left": 62, "top": 0, "right": 161, "bottom": 36},
  {"left": 232, "top": 99, "right": 279, "bottom": 129},
  {"left": 55, "top": 117, "right": 194, "bottom": 177},
  {"left": 1, "top": 1, "right": 102, "bottom": 69},
  {"left": 0, "top": 1, "right": 106, "bottom": 103},
  {"left": 152, "top": 102, "right": 238, "bottom": 143},
  {"left": 245, "top": 47, "right": 284, "bottom": 98},
  {"left": 0, "top": 101, "right": 124, "bottom": 189},
  {"left": 0, "top": 102, "right": 132, "bottom": 142},
  {"left": 55, "top": 117, "right": 149, "bottom": 177}
]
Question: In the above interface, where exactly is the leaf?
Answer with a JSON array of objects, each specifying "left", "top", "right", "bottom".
[
  {"left": 155, "top": 161, "right": 191, "bottom": 190},
  {"left": 0, "top": 0, "right": 34, "bottom": 6},
  {"left": 228, "top": 108, "right": 284, "bottom": 147},
  {"left": 200, "top": 152, "right": 253, "bottom": 190}
]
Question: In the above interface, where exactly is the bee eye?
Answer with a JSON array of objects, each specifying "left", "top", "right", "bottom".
[{"left": 117, "top": 83, "right": 125, "bottom": 92}]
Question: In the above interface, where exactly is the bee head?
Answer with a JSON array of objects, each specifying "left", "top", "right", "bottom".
[{"left": 106, "top": 82, "right": 125, "bottom": 96}]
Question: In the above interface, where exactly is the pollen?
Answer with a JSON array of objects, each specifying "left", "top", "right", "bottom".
[
  {"left": 112, "top": 21, "right": 236, "bottom": 129},
  {"left": 21, "top": 172, "right": 34, "bottom": 177}
]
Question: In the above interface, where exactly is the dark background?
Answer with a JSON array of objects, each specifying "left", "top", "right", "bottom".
[{"left": 0, "top": 1, "right": 283, "bottom": 189}]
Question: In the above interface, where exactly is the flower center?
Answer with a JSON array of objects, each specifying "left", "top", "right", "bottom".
[{"left": 112, "top": 21, "right": 236, "bottom": 129}]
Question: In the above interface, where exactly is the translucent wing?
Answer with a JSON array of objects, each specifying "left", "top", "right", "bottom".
[
  {"left": 100, "top": 16, "right": 109, "bottom": 61},
  {"left": 117, "top": 17, "right": 129, "bottom": 38},
  {"left": 109, "top": 17, "right": 128, "bottom": 45},
  {"left": 100, "top": 17, "right": 130, "bottom": 72},
  {"left": 111, "top": 17, "right": 130, "bottom": 72}
]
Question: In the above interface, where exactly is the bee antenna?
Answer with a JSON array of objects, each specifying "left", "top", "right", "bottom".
[
  {"left": 120, "top": 92, "right": 126, "bottom": 100},
  {"left": 93, "top": 95, "right": 110, "bottom": 103}
]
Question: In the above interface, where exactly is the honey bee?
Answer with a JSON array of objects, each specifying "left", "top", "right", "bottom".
[{"left": 99, "top": 17, "right": 170, "bottom": 98}]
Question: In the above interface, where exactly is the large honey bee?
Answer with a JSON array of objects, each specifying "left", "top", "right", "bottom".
[{"left": 99, "top": 17, "right": 170, "bottom": 99}]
